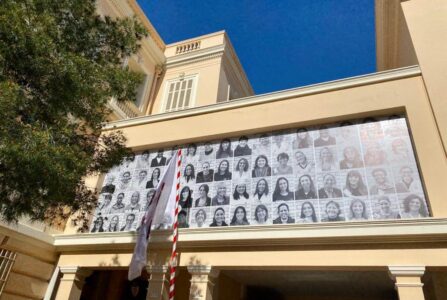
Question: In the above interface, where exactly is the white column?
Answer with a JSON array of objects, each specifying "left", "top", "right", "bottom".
[
  {"left": 146, "top": 265, "right": 169, "bottom": 300},
  {"left": 54, "top": 266, "right": 92, "bottom": 300},
  {"left": 187, "top": 265, "right": 220, "bottom": 300},
  {"left": 389, "top": 266, "right": 426, "bottom": 300}
]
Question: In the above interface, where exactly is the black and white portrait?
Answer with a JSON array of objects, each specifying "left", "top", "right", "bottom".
[
  {"left": 297, "top": 201, "right": 319, "bottom": 223},
  {"left": 295, "top": 174, "right": 317, "bottom": 200},
  {"left": 252, "top": 155, "right": 272, "bottom": 177},
  {"left": 272, "top": 177, "right": 294, "bottom": 201},
  {"left": 368, "top": 168, "right": 395, "bottom": 196},
  {"left": 214, "top": 159, "right": 232, "bottom": 181},
  {"left": 101, "top": 175, "right": 116, "bottom": 194},
  {"left": 253, "top": 134, "right": 271, "bottom": 156},
  {"left": 292, "top": 150, "right": 315, "bottom": 174},
  {"left": 234, "top": 136, "right": 252, "bottom": 156},
  {"left": 252, "top": 178, "right": 271, "bottom": 203},
  {"left": 252, "top": 203, "right": 270, "bottom": 225},
  {"left": 230, "top": 206, "right": 250, "bottom": 226},
  {"left": 317, "top": 173, "right": 343, "bottom": 199},
  {"left": 209, "top": 206, "right": 229, "bottom": 227},
  {"left": 146, "top": 168, "right": 162, "bottom": 189},
  {"left": 292, "top": 128, "right": 313, "bottom": 149},
  {"left": 233, "top": 157, "right": 251, "bottom": 180},
  {"left": 181, "top": 163, "right": 196, "bottom": 185},
  {"left": 150, "top": 150, "right": 166, "bottom": 167},
  {"left": 320, "top": 199, "right": 346, "bottom": 222},
  {"left": 110, "top": 192, "right": 126, "bottom": 214},
  {"left": 133, "top": 169, "right": 148, "bottom": 189},
  {"left": 317, "top": 146, "right": 338, "bottom": 172},
  {"left": 211, "top": 182, "right": 230, "bottom": 206},
  {"left": 137, "top": 151, "right": 151, "bottom": 169},
  {"left": 347, "top": 198, "right": 370, "bottom": 221},
  {"left": 273, "top": 202, "right": 295, "bottom": 224},
  {"left": 196, "top": 161, "right": 214, "bottom": 183},
  {"left": 372, "top": 195, "right": 400, "bottom": 220},
  {"left": 394, "top": 165, "right": 422, "bottom": 193},
  {"left": 216, "top": 138, "right": 233, "bottom": 159},
  {"left": 314, "top": 125, "right": 336, "bottom": 147},
  {"left": 194, "top": 184, "right": 212, "bottom": 207},
  {"left": 118, "top": 171, "right": 132, "bottom": 190},
  {"left": 232, "top": 181, "right": 251, "bottom": 202},
  {"left": 273, "top": 152, "right": 293, "bottom": 175}
]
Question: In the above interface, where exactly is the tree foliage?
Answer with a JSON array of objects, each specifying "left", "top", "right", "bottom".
[{"left": 0, "top": 0, "right": 147, "bottom": 229}]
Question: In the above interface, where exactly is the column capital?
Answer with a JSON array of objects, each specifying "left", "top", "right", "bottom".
[
  {"left": 389, "top": 266, "right": 426, "bottom": 278},
  {"left": 146, "top": 265, "right": 169, "bottom": 274},
  {"left": 54, "top": 267, "right": 92, "bottom": 300},
  {"left": 187, "top": 265, "right": 220, "bottom": 278}
]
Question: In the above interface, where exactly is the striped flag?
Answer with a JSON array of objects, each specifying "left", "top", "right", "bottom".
[{"left": 128, "top": 149, "right": 182, "bottom": 281}]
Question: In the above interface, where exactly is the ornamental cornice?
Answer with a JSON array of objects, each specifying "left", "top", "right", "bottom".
[
  {"left": 53, "top": 218, "right": 447, "bottom": 252},
  {"left": 165, "top": 45, "right": 225, "bottom": 68}
]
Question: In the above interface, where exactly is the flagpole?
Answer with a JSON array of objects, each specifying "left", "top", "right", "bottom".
[{"left": 168, "top": 149, "right": 182, "bottom": 300}]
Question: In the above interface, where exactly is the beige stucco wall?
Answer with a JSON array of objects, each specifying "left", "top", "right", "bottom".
[
  {"left": 150, "top": 31, "right": 252, "bottom": 114},
  {"left": 53, "top": 69, "right": 447, "bottom": 299},
  {"left": 0, "top": 228, "right": 56, "bottom": 300},
  {"left": 216, "top": 66, "right": 229, "bottom": 103},
  {"left": 400, "top": 0, "right": 447, "bottom": 154},
  {"left": 103, "top": 74, "right": 447, "bottom": 218},
  {"left": 395, "top": 5, "right": 418, "bottom": 69}
]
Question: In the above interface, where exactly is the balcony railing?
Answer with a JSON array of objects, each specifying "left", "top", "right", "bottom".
[
  {"left": 0, "top": 248, "right": 16, "bottom": 296},
  {"left": 109, "top": 98, "right": 142, "bottom": 119},
  {"left": 175, "top": 41, "right": 201, "bottom": 55}
]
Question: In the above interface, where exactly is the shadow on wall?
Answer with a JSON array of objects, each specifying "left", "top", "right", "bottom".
[
  {"left": 80, "top": 270, "right": 149, "bottom": 300},
  {"left": 187, "top": 255, "right": 204, "bottom": 300},
  {"left": 245, "top": 286, "right": 284, "bottom": 300},
  {"left": 98, "top": 253, "right": 122, "bottom": 267}
]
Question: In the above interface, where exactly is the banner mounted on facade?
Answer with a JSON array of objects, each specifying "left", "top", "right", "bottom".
[{"left": 90, "top": 115, "right": 429, "bottom": 232}]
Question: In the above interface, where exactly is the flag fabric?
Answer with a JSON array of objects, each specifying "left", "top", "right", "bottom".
[{"left": 128, "top": 150, "right": 180, "bottom": 281}]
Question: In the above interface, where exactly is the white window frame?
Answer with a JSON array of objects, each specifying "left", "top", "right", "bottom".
[{"left": 161, "top": 74, "right": 199, "bottom": 113}]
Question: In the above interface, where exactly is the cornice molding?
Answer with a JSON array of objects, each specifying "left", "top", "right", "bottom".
[
  {"left": 0, "top": 221, "right": 55, "bottom": 249},
  {"left": 126, "top": 0, "right": 165, "bottom": 51},
  {"left": 166, "top": 31, "right": 226, "bottom": 48},
  {"left": 165, "top": 45, "right": 225, "bottom": 68},
  {"left": 102, "top": 65, "right": 421, "bottom": 131},
  {"left": 389, "top": 266, "right": 425, "bottom": 277},
  {"left": 54, "top": 217, "right": 447, "bottom": 252}
]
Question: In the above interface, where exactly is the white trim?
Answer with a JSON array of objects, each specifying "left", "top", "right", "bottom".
[
  {"left": 166, "top": 44, "right": 225, "bottom": 68},
  {"left": 0, "top": 221, "right": 55, "bottom": 245},
  {"left": 103, "top": 66, "right": 422, "bottom": 131},
  {"left": 147, "top": 265, "right": 169, "bottom": 273},
  {"left": 187, "top": 265, "right": 220, "bottom": 278},
  {"left": 166, "top": 30, "right": 226, "bottom": 48},
  {"left": 59, "top": 266, "right": 81, "bottom": 275},
  {"left": 53, "top": 218, "right": 447, "bottom": 251},
  {"left": 388, "top": 266, "right": 426, "bottom": 277},
  {"left": 394, "top": 283, "right": 424, "bottom": 287},
  {"left": 43, "top": 266, "right": 60, "bottom": 300}
]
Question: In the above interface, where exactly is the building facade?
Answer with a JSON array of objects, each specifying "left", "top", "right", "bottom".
[{"left": 0, "top": 0, "right": 446, "bottom": 299}]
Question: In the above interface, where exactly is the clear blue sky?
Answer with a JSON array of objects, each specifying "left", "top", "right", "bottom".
[{"left": 137, "top": 0, "right": 376, "bottom": 95}]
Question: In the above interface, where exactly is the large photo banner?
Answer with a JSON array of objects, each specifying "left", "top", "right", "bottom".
[{"left": 90, "top": 115, "right": 429, "bottom": 232}]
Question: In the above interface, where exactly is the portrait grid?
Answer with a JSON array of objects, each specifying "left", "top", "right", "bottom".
[{"left": 90, "top": 116, "right": 429, "bottom": 232}]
